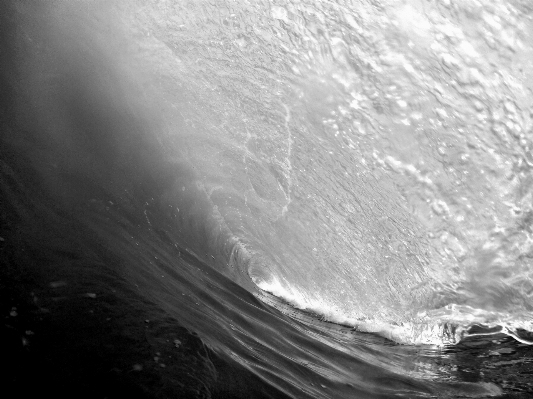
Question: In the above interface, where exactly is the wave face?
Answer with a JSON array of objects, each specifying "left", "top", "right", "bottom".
[
  {"left": 2, "top": 0, "right": 533, "bottom": 397},
  {"left": 81, "top": 0, "right": 533, "bottom": 345}
]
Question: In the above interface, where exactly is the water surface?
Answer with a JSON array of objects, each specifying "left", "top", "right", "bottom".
[{"left": 1, "top": 0, "right": 533, "bottom": 397}]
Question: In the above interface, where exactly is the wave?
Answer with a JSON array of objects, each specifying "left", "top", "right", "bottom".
[
  {"left": 6, "top": 0, "right": 533, "bottom": 350},
  {"left": 4, "top": 1, "right": 533, "bottom": 397}
]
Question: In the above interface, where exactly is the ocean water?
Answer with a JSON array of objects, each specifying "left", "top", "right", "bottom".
[{"left": 1, "top": 0, "right": 533, "bottom": 397}]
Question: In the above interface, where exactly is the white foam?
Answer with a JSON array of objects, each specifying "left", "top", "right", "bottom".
[{"left": 254, "top": 276, "right": 533, "bottom": 346}]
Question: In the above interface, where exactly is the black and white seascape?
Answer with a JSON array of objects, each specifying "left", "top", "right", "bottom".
[{"left": 1, "top": 0, "right": 533, "bottom": 397}]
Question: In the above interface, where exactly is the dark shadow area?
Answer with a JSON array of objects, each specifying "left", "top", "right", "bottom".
[{"left": 0, "top": 2, "right": 289, "bottom": 398}]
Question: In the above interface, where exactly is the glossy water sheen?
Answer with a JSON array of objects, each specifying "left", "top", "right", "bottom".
[{"left": 1, "top": 0, "right": 533, "bottom": 398}]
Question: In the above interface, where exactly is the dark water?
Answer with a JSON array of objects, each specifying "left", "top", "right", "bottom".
[{"left": 1, "top": 1, "right": 533, "bottom": 398}]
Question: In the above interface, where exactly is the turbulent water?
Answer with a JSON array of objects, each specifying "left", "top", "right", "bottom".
[{"left": 2, "top": 0, "right": 533, "bottom": 397}]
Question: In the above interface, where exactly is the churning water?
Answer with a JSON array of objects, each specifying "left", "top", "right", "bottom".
[{"left": 1, "top": 0, "right": 533, "bottom": 397}]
